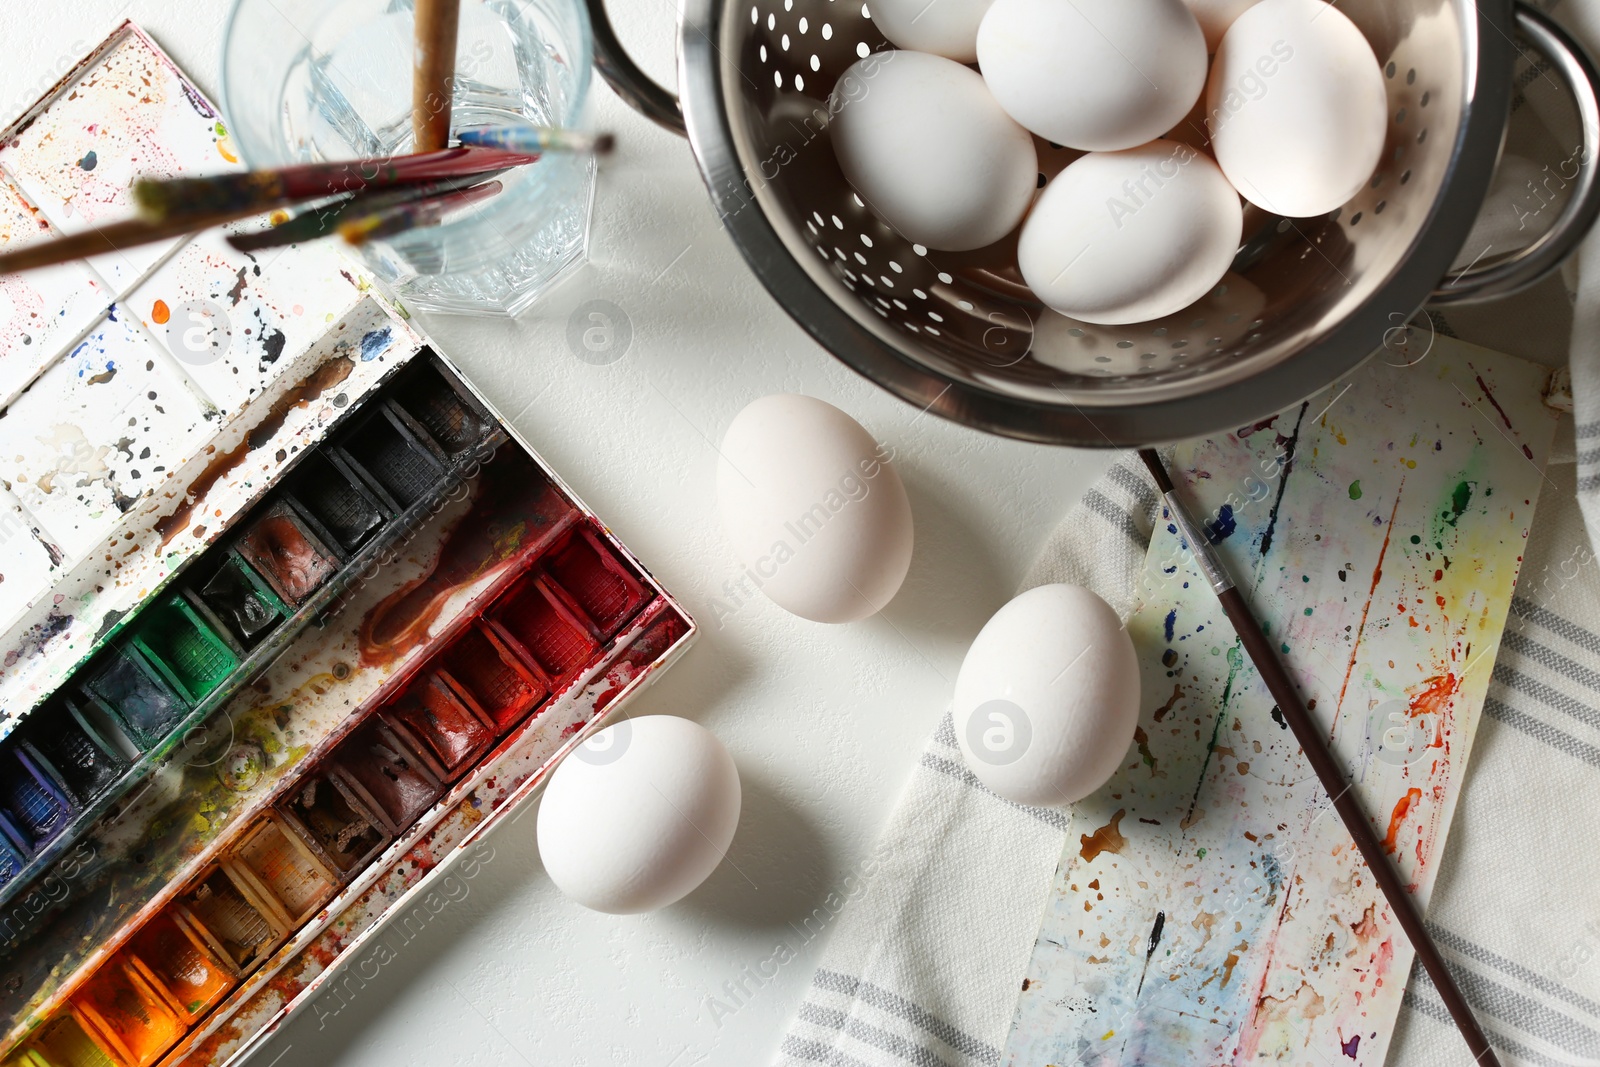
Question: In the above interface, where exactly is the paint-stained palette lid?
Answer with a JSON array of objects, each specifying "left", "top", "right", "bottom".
[{"left": 0, "top": 22, "right": 427, "bottom": 740}]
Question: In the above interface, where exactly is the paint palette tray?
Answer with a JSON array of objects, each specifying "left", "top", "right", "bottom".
[
  {"left": 0, "top": 389, "right": 693, "bottom": 1067},
  {"left": 0, "top": 353, "right": 507, "bottom": 906},
  {"left": 0, "top": 25, "right": 696, "bottom": 1067}
]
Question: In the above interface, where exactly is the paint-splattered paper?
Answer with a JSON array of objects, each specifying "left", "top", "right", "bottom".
[
  {"left": 0, "top": 23, "right": 394, "bottom": 732},
  {"left": 1005, "top": 339, "right": 1560, "bottom": 1067}
]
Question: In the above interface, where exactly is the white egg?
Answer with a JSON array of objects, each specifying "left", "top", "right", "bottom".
[
  {"left": 954, "top": 585, "right": 1140, "bottom": 807},
  {"left": 1018, "top": 140, "right": 1242, "bottom": 325},
  {"left": 537, "top": 716, "right": 741, "bottom": 914},
  {"left": 867, "top": 0, "right": 995, "bottom": 62},
  {"left": 718, "top": 394, "right": 913, "bottom": 623},
  {"left": 830, "top": 52, "right": 1036, "bottom": 251},
  {"left": 1185, "top": 0, "right": 1261, "bottom": 51},
  {"left": 1028, "top": 272, "right": 1266, "bottom": 370},
  {"left": 976, "top": 0, "right": 1208, "bottom": 151},
  {"left": 1206, "top": 0, "right": 1387, "bottom": 217}
]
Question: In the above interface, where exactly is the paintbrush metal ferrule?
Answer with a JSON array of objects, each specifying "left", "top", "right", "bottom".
[
  {"left": 457, "top": 125, "right": 614, "bottom": 156},
  {"left": 1162, "top": 491, "right": 1234, "bottom": 596},
  {"left": 133, "top": 147, "right": 535, "bottom": 222}
]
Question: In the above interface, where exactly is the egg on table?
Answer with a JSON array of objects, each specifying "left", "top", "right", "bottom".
[
  {"left": 867, "top": 0, "right": 995, "bottom": 62},
  {"left": 1018, "top": 139, "right": 1243, "bottom": 325},
  {"left": 1206, "top": 0, "right": 1387, "bottom": 217},
  {"left": 977, "top": 0, "right": 1208, "bottom": 151},
  {"left": 830, "top": 51, "right": 1037, "bottom": 251},
  {"left": 537, "top": 716, "right": 742, "bottom": 914},
  {"left": 954, "top": 585, "right": 1140, "bottom": 807},
  {"left": 718, "top": 394, "right": 914, "bottom": 623}
]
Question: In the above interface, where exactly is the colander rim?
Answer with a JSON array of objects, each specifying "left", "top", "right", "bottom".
[{"left": 676, "top": 0, "right": 1518, "bottom": 447}]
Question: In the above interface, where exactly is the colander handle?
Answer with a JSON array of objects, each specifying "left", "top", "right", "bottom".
[
  {"left": 585, "top": 0, "right": 688, "bottom": 134},
  {"left": 1432, "top": 3, "right": 1600, "bottom": 304}
]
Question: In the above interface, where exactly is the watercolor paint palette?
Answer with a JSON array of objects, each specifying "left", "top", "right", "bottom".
[
  {"left": 0, "top": 25, "right": 696, "bottom": 1067},
  {"left": 0, "top": 354, "right": 509, "bottom": 906}
]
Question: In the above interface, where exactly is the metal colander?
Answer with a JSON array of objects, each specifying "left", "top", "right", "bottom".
[{"left": 588, "top": 0, "right": 1600, "bottom": 445}]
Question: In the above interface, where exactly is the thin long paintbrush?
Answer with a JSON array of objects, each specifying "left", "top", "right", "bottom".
[
  {"left": 458, "top": 125, "right": 616, "bottom": 156},
  {"left": 226, "top": 170, "right": 509, "bottom": 253},
  {"left": 1138, "top": 448, "right": 1503, "bottom": 1067},
  {"left": 338, "top": 179, "right": 503, "bottom": 245},
  {"left": 0, "top": 206, "right": 284, "bottom": 275},
  {"left": 133, "top": 147, "right": 535, "bottom": 222},
  {"left": 413, "top": 0, "right": 462, "bottom": 152}
]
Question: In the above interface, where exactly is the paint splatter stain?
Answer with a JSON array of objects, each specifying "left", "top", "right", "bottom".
[
  {"left": 1079, "top": 809, "right": 1127, "bottom": 862},
  {"left": 1164, "top": 609, "right": 1177, "bottom": 642},
  {"left": 259, "top": 325, "right": 287, "bottom": 366},
  {"left": 1382, "top": 787, "right": 1422, "bottom": 854},
  {"left": 1153, "top": 683, "right": 1182, "bottom": 722},
  {"left": 1341, "top": 1033, "right": 1360, "bottom": 1058},
  {"left": 152, "top": 299, "right": 170, "bottom": 325},
  {"left": 1444, "top": 481, "right": 1473, "bottom": 527},
  {"left": 1133, "top": 726, "right": 1162, "bottom": 777},
  {"left": 1207, "top": 503, "right": 1237, "bottom": 543},
  {"left": 360, "top": 326, "right": 393, "bottom": 361},
  {"left": 1348, "top": 480, "right": 1362, "bottom": 500},
  {"left": 78, "top": 151, "right": 97, "bottom": 171}
]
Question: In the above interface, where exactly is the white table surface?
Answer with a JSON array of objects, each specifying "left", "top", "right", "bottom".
[{"left": 0, "top": 3, "right": 1111, "bottom": 1064}]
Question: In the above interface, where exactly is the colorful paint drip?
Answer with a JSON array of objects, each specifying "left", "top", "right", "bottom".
[{"left": 1005, "top": 339, "right": 1560, "bottom": 1067}]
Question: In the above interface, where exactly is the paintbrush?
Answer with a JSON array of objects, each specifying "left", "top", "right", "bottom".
[
  {"left": 413, "top": 0, "right": 462, "bottom": 152},
  {"left": 0, "top": 206, "right": 287, "bottom": 275},
  {"left": 458, "top": 125, "right": 616, "bottom": 156},
  {"left": 1138, "top": 448, "right": 1502, "bottom": 1067},
  {"left": 132, "top": 147, "right": 535, "bottom": 222},
  {"left": 339, "top": 179, "right": 503, "bottom": 245},
  {"left": 226, "top": 170, "right": 511, "bottom": 253}
]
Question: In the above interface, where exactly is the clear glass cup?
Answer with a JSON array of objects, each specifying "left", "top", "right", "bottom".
[{"left": 222, "top": 0, "right": 595, "bottom": 317}]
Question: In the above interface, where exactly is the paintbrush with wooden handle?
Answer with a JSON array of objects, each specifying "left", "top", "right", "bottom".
[{"left": 1139, "top": 448, "right": 1502, "bottom": 1067}]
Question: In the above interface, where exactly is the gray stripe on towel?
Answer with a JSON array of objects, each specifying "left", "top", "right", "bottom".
[
  {"left": 1492, "top": 664, "right": 1600, "bottom": 733},
  {"left": 1578, "top": 420, "right": 1600, "bottom": 439},
  {"left": 1484, "top": 698, "right": 1600, "bottom": 768},
  {"left": 1083, "top": 489, "right": 1145, "bottom": 549},
  {"left": 1501, "top": 632, "right": 1600, "bottom": 694},
  {"left": 780, "top": 1035, "right": 877, "bottom": 1067},
  {"left": 1105, "top": 462, "right": 1158, "bottom": 520},
  {"left": 797, "top": 1003, "right": 955, "bottom": 1067},
  {"left": 813, "top": 970, "right": 1001, "bottom": 1066},
  {"left": 1402, "top": 989, "right": 1563, "bottom": 1067},
  {"left": 1454, "top": 966, "right": 1600, "bottom": 1057},
  {"left": 918, "top": 752, "right": 1072, "bottom": 832},
  {"left": 932, "top": 711, "right": 958, "bottom": 751},
  {"left": 1512, "top": 598, "right": 1600, "bottom": 660},
  {"left": 1429, "top": 924, "right": 1600, "bottom": 1020}
]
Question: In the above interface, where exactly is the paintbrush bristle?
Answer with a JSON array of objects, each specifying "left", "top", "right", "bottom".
[
  {"left": 594, "top": 132, "right": 617, "bottom": 156},
  {"left": 1138, "top": 448, "right": 1175, "bottom": 495}
]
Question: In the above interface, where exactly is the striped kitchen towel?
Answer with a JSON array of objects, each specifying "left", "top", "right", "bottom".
[{"left": 775, "top": 442, "right": 1600, "bottom": 1067}]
